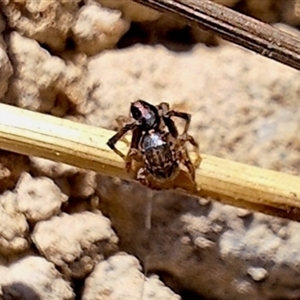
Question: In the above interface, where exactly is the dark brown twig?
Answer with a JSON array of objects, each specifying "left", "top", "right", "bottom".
[{"left": 132, "top": 0, "right": 300, "bottom": 71}]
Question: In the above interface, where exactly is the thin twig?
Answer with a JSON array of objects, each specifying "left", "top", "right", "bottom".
[
  {"left": 0, "top": 103, "right": 300, "bottom": 219},
  {"left": 132, "top": 0, "right": 300, "bottom": 71}
]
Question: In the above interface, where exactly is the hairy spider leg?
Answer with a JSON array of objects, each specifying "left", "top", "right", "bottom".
[
  {"left": 179, "top": 145, "right": 196, "bottom": 180},
  {"left": 157, "top": 102, "right": 179, "bottom": 137},
  {"left": 115, "top": 115, "right": 133, "bottom": 146},
  {"left": 158, "top": 102, "right": 201, "bottom": 170},
  {"left": 107, "top": 122, "right": 137, "bottom": 159},
  {"left": 166, "top": 110, "right": 191, "bottom": 135},
  {"left": 115, "top": 116, "right": 144, "bottom": 171},
  {"left": 179, "top": 133, "right": 202, "bottom": 168},
  {"left": 158, "top": 102, "right": 192, "bottom": 136},
  {"left": 157, "top": 102, "right": 170, "bottom": 115},
  {"left": 176, "top": 133, "right": 202, "bottom": 180},
  {"left": 125, "top": 127, "right": 143, "bottom": 172}
]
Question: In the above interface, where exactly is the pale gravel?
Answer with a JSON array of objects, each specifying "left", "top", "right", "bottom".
[
  {"left": 32, "top": 211, "right": 118, "bottom": 278},
  {"left": 72, "top": 1, "right": 130, "bottom": 56},
  {"left": 0, "top": 192, "right": 29, "bottom": 254},
  {"left": 82, "top": 252, "right": 180, "bottom": 300},
  {"left": 15, "top": 172, "right": 68, "bottom": 223},
  {"left": 0, "top": 256, "right": 74, "bottom": 300}
]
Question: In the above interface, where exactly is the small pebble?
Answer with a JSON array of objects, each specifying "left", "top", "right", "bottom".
[{"left": 247, "top": 267, "right": 268, "bottom": 282}]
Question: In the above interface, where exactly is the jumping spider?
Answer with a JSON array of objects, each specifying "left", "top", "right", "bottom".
[{"left": 107, "top": 100, "right": 201, "bottom": 188}]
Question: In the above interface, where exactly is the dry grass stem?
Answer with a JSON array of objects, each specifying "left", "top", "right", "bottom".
[{"left": 0, "top": 103, "right": 299, "bottom": 219}]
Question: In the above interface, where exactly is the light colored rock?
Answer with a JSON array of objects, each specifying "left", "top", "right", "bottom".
[
  {"left": 0, "top": 264, "right": 7, "bottom": 279},
  {"left": 15, "top": 172, "right": 68, "bottom": 223},
  {"left": 198, "top": 197, "right": 211, "bottom": 206},
  {"left": 0, "top": 45, "right": 13, "bottom": 99},
  {"left": 0, "top": 192, "right": 29, "bottom": 254},
  {"left": 63, "top": 171, "right": 96, "bottom": 199},
  {"left": 247, "top": 267, "right": 268, "bottom": 282},
  {"left": 73, "top": 2, "right": 129, "bottom": 56},
  {"left": 29, "top": 157, "right": 96, "bottom": 199},
  {"left": 32, "top": 211, "right": 118, "bottom": 278},
  {"left": 6, "top": 32, "right": 91, "bottom": 115},
  {"left": 98, "top": 0, "right": 214, "bottom": 45},
  {"left": 143, "top": 275, "right": 181, "bottom": 300},
  {"left": 1, "top": 256, "right": 74, "bottom": 300},
  {"left": 1, "top": 0, "right": 78, "bottom": 51},
  {"left": 0, "top": 263, "right": 8, "bottom": 297},
  {"left": 30, "top": 157, "right": 78, "bottom": 178},
  {"left": 236, "top": 208, "right": 252, "bottom": 218},
  {"left": 194, "top": 236, "right": 215, "bottom": 249},
  {"left": 82, "top": 253, "right": 180, "bottom": 300},
  {"left": 97, "top": 0, "right": 161, "bottom": 22},
  {"left": 82, "top": 253, "right": 144, "bottom": 300},
  {"left": 7, "top": 31, "right": 65, "bottom": 111}
]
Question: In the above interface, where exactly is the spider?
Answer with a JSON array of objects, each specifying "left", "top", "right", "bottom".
[{"left": 107, "top": 99, "right": 201, "bottom": 188}]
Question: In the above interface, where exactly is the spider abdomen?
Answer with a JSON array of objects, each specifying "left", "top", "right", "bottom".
[{"left": 141, "top": 132, "right": 178, "bottom": 179}]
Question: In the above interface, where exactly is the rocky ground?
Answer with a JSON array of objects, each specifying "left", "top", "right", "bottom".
[{"left": 1, "top": 0, "right": 300, "bottom": 299}]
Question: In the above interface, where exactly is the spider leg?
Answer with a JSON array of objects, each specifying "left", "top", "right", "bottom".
[
  {"left": 178, "top": 133, "right": 202, "bottom": 169},
  {"left": 166, "top": 110, "right": 191, "bottom": 135},
  {"left": 157, "top": 102, "right": 179, "bottom": 138},
  {"left": 158, "top": 103, "right": 192, "bottom": 137},
  {"left": 107, "top": 121, "right": 137, "bottom": 159},
  {"left": 125, "top": 126, "right": 143, "bottom": 172},
  {"left": 164, "top": 117, "right": 179, "bottom": 138},
  {"left": 115, "top": 116, "right": 133, "bottom": 146},
  {"left": 178, "top": 143, "right": 196, "bottom": 180},
  {"left": 157, "top": 102, "right": 170, "bottom": 114},
  {"left": 178, "top": 133, "right": 202, "bottom": 168}
]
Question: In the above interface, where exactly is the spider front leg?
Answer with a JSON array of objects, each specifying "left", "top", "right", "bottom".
[
  {"left": 157, "top": 102, "right": 179, "bottom": 138},
  {"left": 115, "top": 116, "right": 133, "bottom": 146},
  {"left": 166, "top": 110, "right": 191, "bottom": 135},
  {"left": 107, "top": 121, "right": 137, "bottom": 160},
  {"left": 158, "top": 102, "right": 192, "bottom": 136}
]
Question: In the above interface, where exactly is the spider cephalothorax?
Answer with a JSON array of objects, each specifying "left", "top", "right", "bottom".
[
  {"left": 130, "top": 100, "right": 160, "bottom": 131},
  {"left": 107, "top": 99, "right": 201, "bottom": 187},
  {"left": 107, "top": 99, "right": 162, "bottom": 159}
]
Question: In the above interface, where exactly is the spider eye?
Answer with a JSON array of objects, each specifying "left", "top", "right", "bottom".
[{"left": 131, "top": 105, "right": 142, "bottom": 120}]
